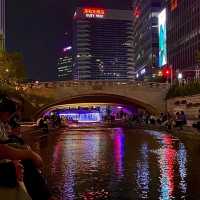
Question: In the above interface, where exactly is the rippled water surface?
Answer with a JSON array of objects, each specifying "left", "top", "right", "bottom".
[{"left": 31, "top": 127, "right": 200, "bottom": 200}]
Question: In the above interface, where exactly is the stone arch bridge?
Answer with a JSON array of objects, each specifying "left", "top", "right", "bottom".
[{"left": 19, "top": 81, "right": 169, "bottom": 120}]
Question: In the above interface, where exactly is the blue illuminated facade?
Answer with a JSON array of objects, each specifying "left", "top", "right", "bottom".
[{"left": 158, "top": 9, "right": 167, "bottom": 67}]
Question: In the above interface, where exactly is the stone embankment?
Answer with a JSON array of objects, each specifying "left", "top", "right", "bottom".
[{"left": 167, "top": 94, "right": 200, "bottom": 120}]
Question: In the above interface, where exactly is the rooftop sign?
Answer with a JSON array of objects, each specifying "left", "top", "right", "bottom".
[{"left": 83, "top": 8, "right": 105, "bottom": 18}]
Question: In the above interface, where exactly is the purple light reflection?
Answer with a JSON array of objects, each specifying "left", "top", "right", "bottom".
[
  {"left": 51, "top": 137, "right": 76, "bottom": 200},
  {"left": 113, "top": 128, "right": 125, "bottom": 178}
]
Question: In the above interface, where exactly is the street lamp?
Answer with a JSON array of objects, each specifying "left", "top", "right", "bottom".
[
  {"left": 177, "top": 72, "right": 183, "bottom": 80},
  {"left": 177, "top": 72, "right": 183, "bottom": 84}
]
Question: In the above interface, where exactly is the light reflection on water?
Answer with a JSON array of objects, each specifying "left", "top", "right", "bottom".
[
  {"left": 177, "top": 143, "right": 187, "bottom": 198},
  {"left": 136, "top": 143, "right": 150, "bottom": 199},
  {"left": 113, "top": 128, "right": 125, "bottom": 179},
  {"left": 33, "top": 128, "right": 197, "bottom": 200},
  {"left": 158, "top": 135, "right": 176, "bottom": 200}
]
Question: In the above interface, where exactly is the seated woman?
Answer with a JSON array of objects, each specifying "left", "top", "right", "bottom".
[
  {"left": 0, "top": 143, "right": 44, "bottom": 200},
  {"left": 0, "top": 95, "right": 53, "bottom": 200}
]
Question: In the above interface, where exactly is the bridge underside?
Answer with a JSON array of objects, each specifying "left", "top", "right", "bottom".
[{"left": 34, "top": 93, "right": 158, "bottom": 119}]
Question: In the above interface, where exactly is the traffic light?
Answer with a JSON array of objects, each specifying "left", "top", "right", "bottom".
[{"left": 162, "top": 66, "right": 171, "bottom": 78}]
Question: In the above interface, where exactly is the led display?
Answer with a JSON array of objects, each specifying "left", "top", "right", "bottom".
[
  {"left": 158, "top": 9, "right": 167, "bottom": 67},
  {"left": 83, "top": 8, "right": 105, "bottom": 19}
]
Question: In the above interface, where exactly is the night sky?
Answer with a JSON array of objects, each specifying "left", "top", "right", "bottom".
[{"left": 6, "top": 0, "right": 132, "bottom": 81}]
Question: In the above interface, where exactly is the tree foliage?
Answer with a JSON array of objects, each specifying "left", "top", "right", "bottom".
[
  {"left": 166, "top": 81, "right": 200, "bottom": 99},
  {"left": 0, "top": 50, "right": 26, "bottom": 82}
]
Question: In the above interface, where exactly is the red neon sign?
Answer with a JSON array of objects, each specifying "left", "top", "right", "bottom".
[
  {"left": 171, "top": 0, "right": 178, "bottom": 11},
  {"left": 83, "top": 8, "right": 105, "bottom": 16}
]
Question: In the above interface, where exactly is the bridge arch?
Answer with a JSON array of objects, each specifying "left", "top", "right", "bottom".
[{"left": 34, "top": 93, "right": 159, "bottom": 119}]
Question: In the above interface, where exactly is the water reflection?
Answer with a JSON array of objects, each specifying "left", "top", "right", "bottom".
[
  {"left": 31, "top": 128, "right": 195, "bottom": 200},
  {"left": 159, "top": 135, "right": 176, "bottom": 200},
  {"left": 62, "top": 140, "right": 76, "bottom": 200},
  {"left": 136, "top": 143, "right": 150, "bottom": 199},
  {"left": 177, "top": 143, "right": 187, "bottom": 198},
  {"left": 148, "top": 130, "right": 188, "bottom": 200},
  {"left": 113, "top": 128, "right": 125, "bottom": 178}
]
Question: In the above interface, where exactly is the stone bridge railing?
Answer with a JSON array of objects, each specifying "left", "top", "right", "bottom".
[{"left": 17, "top": 81, "right": 169, "bottom": 91}]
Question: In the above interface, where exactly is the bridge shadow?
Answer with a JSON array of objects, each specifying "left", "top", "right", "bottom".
[{"left": 33, "top": 93, "right": 158, "bottom": 119}]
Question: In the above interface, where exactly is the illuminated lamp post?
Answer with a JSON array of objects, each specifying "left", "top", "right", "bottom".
[{"left": 177, "top": 72, "right": 183, "bottom": 84}]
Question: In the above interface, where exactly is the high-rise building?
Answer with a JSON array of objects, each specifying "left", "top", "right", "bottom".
[
  {"left": 57, "top": 46, "right": 73, "bottom": 80},
  {"left": 167, "top": 0, "right": 200, "bottom": 74},
  {"left": 0, "top": 0, "right": 5, "bottom": 50},
  {"left": 132, "top": 0, "right": 164, "bottom": 77},
  {"left": 73, "top": 7, "right": 134, "bottom": 80}
]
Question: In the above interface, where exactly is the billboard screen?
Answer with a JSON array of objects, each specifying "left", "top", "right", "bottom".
[{"left": 158, "top": 9, "right": 167, "bottom": 67}]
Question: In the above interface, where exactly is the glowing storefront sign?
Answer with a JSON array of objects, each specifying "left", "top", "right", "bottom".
[
  {"left": 83, "top": 8, "right": 105, "bottom": 19},
  {"left": 158, "top": 9, "right": 167, "bottom": 67},
  {"left": 59, "top": 113, "right": 101, "bottom": 123}
]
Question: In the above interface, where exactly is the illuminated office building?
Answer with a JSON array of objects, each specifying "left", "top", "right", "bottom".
[
  {"left": 57, "top": 46, "right": 73, "bottom": 80},
  {"left": 0, "top": 0, "right": 5, "bottom": 50},
  {"left": 167, "top": 0, "right": 200, "bottom": 73},
  {"left": 132, "top": 0, "right": 164, "bottom": 77},
  {"left": 73, "top": 7, "right": 134, "bottom": 80}
]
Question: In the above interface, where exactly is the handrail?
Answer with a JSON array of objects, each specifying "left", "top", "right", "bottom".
[{"left": 20, "top": 81, "right": 169, "bottom": 89}]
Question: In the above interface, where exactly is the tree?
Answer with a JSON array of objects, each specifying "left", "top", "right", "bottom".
[{"left": 0, "top": 50, "right": 26, "bottom": 83}]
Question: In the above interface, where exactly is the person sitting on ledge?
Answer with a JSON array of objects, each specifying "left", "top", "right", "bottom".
[{"left": 0, "top": 94, "right": 56, "bottom": 200}]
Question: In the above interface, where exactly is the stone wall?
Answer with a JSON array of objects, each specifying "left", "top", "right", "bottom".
[{"left": 167, "top": 94, "right": 200, "bottom": 119}]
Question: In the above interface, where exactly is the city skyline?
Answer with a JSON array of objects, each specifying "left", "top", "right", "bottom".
[
  {"left": 6, "top": 0, "right": 132, "bottom": 81},
  {"left": 132, "top": 0, "right": 164, "bottom": 78}
]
